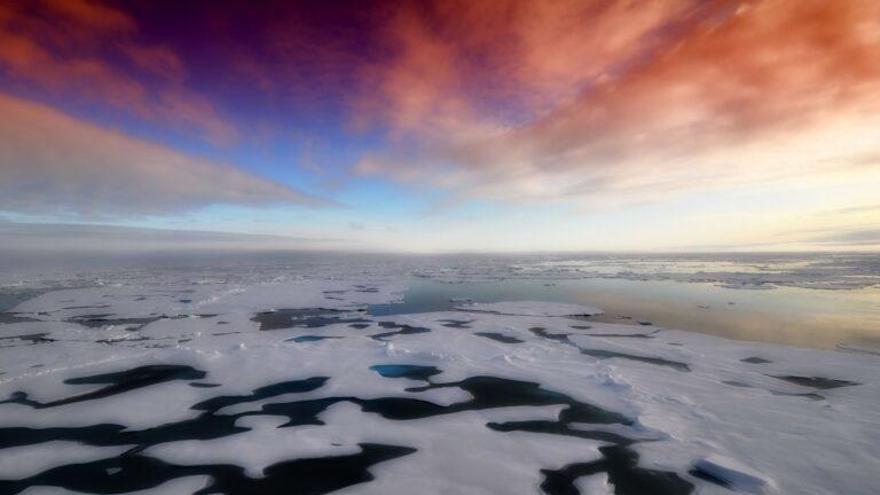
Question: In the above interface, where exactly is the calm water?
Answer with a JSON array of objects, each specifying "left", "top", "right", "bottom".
[
  {"left": 0, "top": 289, "right": 46, "bottom": 313},
  {"left": 370, "top": 278, "right": 880, "bottom": 351}
]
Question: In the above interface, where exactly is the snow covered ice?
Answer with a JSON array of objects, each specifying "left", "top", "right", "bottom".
[{"left": 0, "top": 263, "right": 878, "bottom": 495}]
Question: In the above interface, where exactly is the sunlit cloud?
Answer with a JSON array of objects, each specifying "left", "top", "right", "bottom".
[
  {"left": 355, "top": 0, "right": 880, "bottom": 208},
  {"left": 0, "top": 94, "right": 330, "bottom": 216}
]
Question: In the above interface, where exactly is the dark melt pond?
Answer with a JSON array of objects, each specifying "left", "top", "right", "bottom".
[{"left": 0, "top": 362, "right": 696, "bottom": 495}]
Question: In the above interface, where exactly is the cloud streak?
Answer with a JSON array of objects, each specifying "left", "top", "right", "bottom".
[
  {"left": 0, "top": 221, "right": 344, "bottom": 252},
  {"left": 0, "top": 94, "right": 329, "bottom": 216},
  {"left": 807, "top": 228, "right": 880, "bottom": 246}
]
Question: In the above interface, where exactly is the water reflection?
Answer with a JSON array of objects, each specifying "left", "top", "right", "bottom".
[{"left": 369, "top": 278, "right": 880, "bottom": 350}]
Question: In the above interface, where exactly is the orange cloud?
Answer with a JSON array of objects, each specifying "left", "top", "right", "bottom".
[
  {"left": 0, "top": 0, "right": 234, "bottom": 143},
  {"left": 43, "top": 0, "right": 136, "bottom": 33},
  {"left": 0, "top": 93, "right": 328, "bottom": 216},
  {"left": 356, "top": 0, "right": 880, "bottom": 206}
]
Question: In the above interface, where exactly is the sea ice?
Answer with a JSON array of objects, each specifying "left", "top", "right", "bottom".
[{"left": 0, "top": 268, "right": 877, "bottom": 494}]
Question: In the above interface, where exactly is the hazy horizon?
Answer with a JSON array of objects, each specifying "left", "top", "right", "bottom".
[{"left": 2, "top": 220, "right": 880, "bottom": 256}]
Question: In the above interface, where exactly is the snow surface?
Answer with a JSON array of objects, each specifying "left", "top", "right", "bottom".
[{"left": 0, "top": 270, "right": 878, "bottom": 494}]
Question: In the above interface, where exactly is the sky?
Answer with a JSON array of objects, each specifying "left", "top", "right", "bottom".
[{"left": 1, "top": 0, "right": 880, "bottom": 253}]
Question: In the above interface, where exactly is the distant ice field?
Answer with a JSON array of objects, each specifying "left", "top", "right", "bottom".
[{"left": 0, "top": 253, "right": 878, "bottom": 494}]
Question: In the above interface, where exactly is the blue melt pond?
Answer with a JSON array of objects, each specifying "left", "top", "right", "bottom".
[{"left": 369, "top": 364, "right": 442, "bottom": 381}]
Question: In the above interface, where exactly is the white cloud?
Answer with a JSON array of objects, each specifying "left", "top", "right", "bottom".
[{"left": 0, "top": 94, "right": 330, "bottom": 216}]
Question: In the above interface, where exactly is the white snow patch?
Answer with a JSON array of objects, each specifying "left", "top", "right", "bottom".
[{"left": 0, "top": 442, "right": 131, "bottom": 479}]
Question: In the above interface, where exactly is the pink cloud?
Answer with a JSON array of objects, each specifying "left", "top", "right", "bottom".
[
  {"left": 0, "top": 0, "right": 235, "bottom": 143},
  {"left": 122, "top": 45, "right": 187, "bottom": 83}
]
